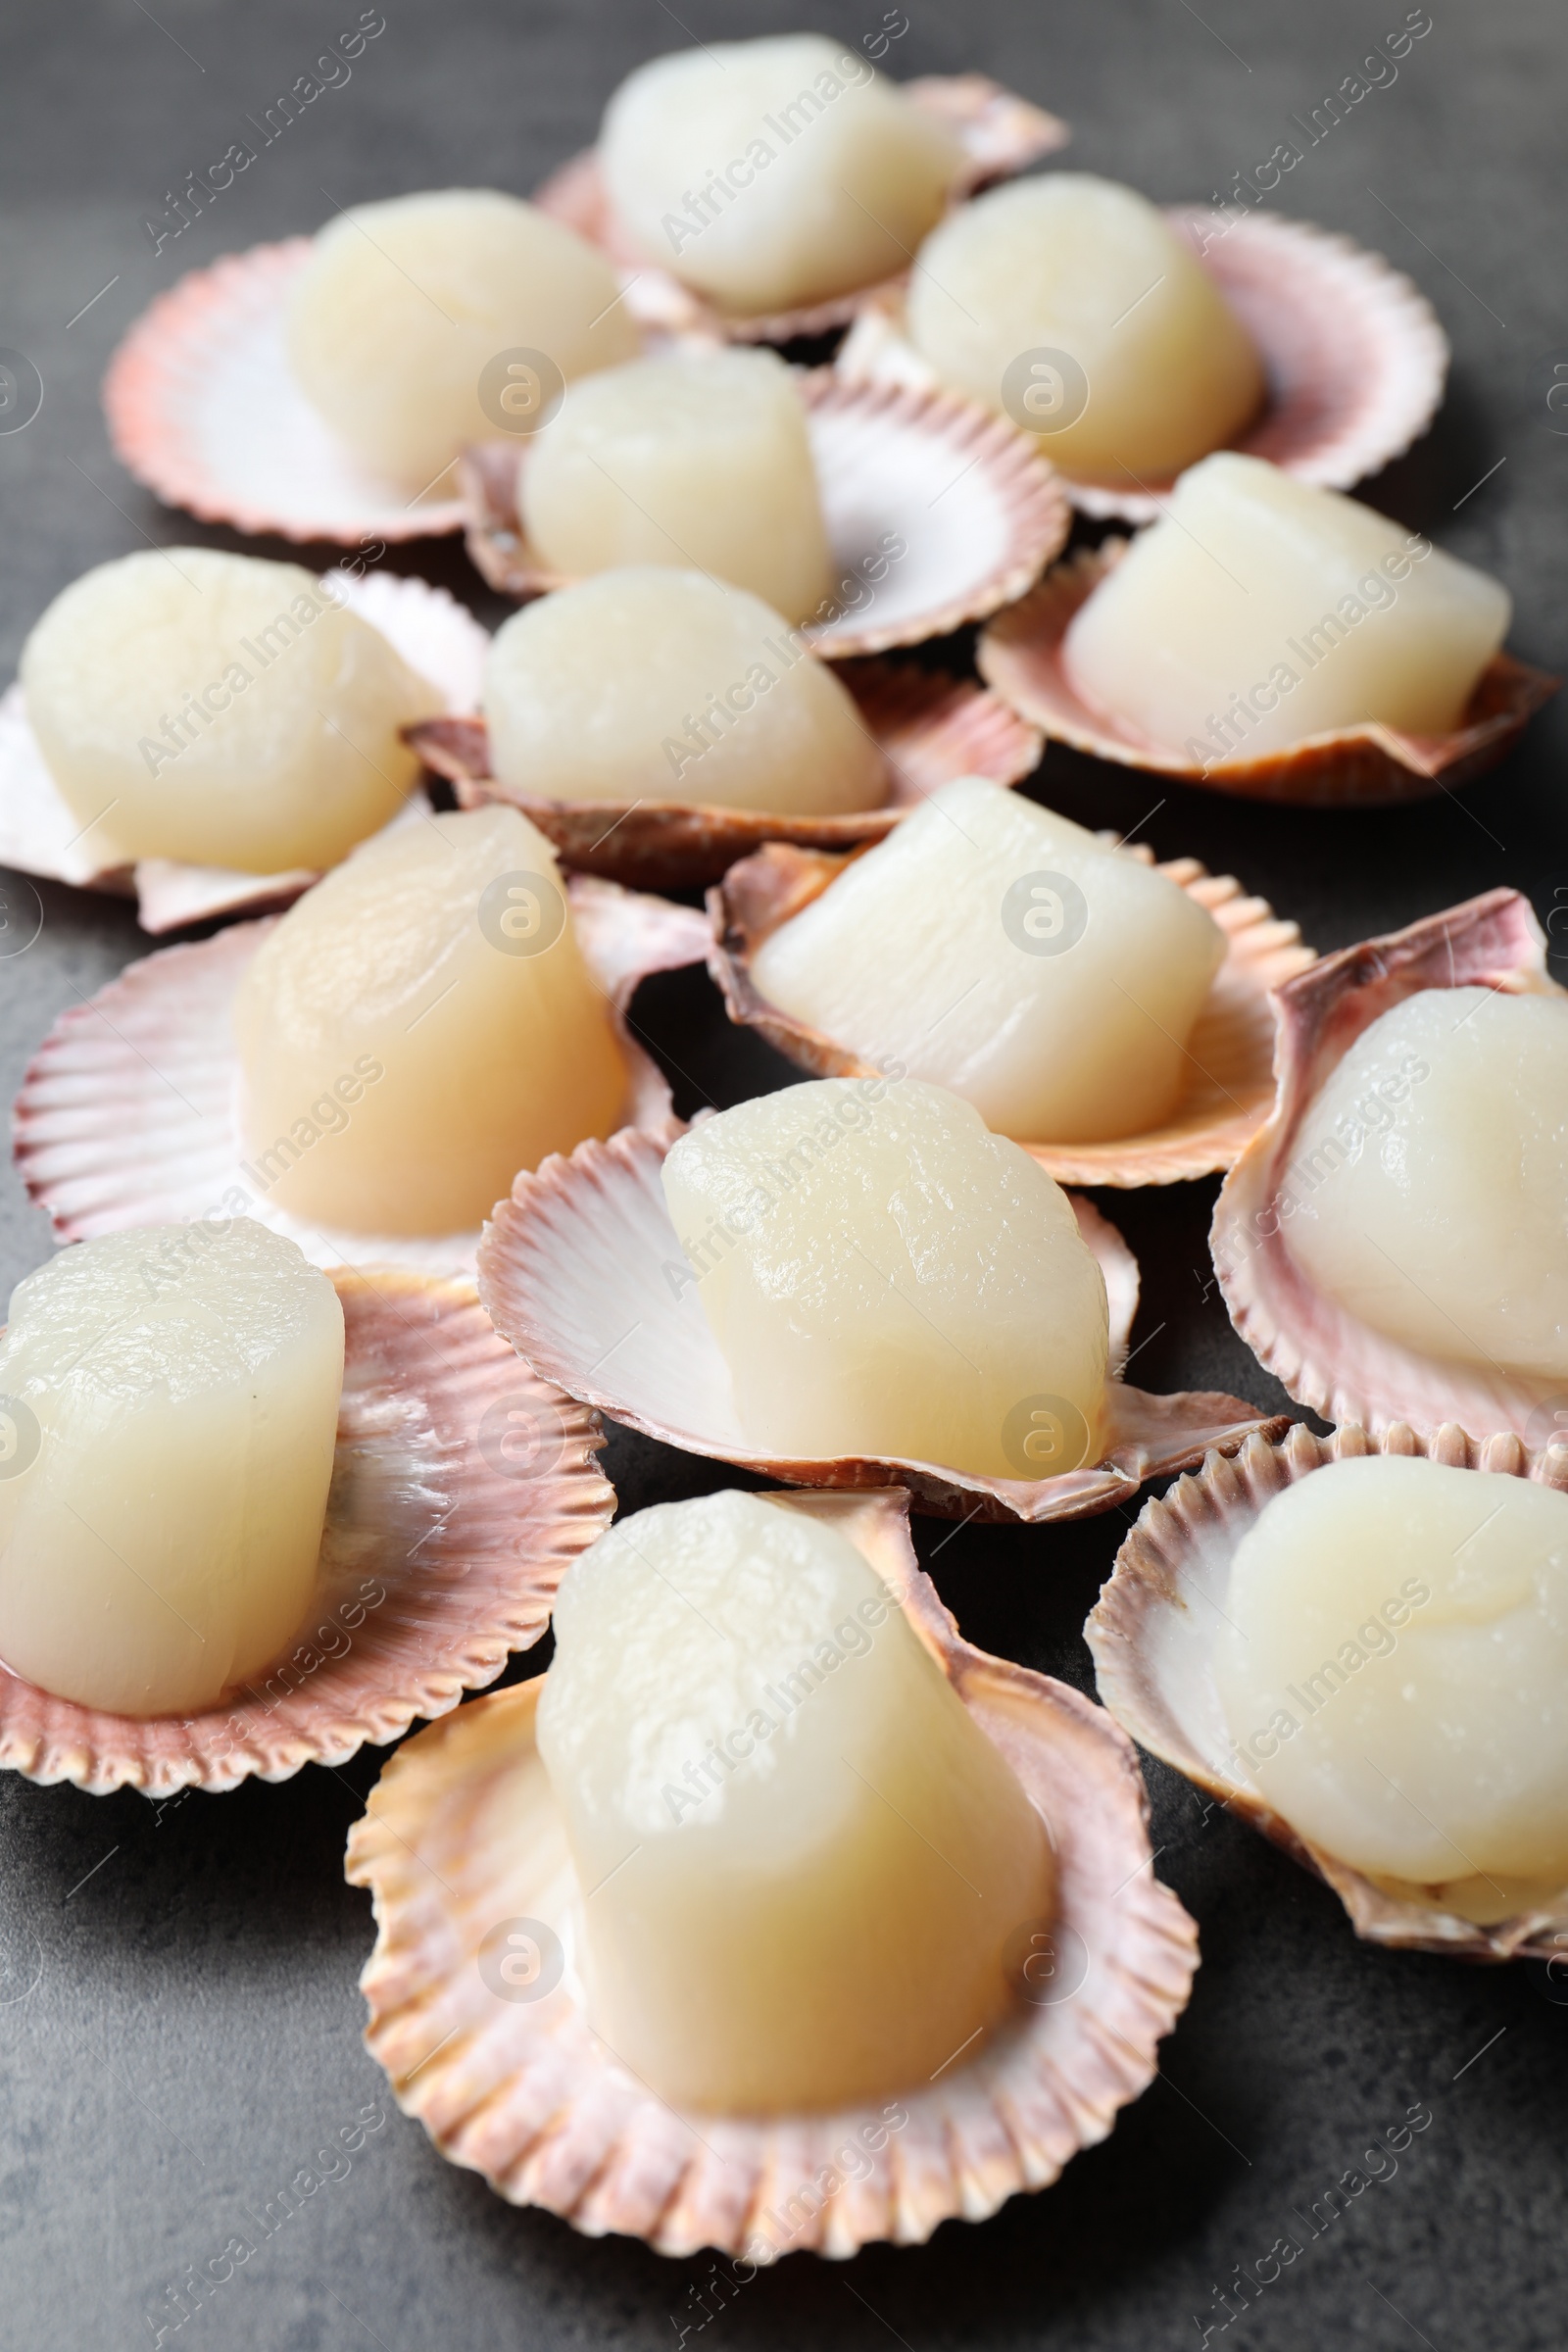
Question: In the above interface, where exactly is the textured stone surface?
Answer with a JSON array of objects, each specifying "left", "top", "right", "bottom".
[{"left": 0, "top": 2, "right": 1564, "bottom": 2346}]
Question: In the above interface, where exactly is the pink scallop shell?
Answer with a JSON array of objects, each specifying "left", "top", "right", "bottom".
[
  {"left": 0, "top": 570, "right": 493, "bottom": 931},
  {"left": 0, "top": 1269, "right": 614, "bottom": 1795},
  {"left": 1088, "top": 1419, "right": 1568, "bottom": 1959},
  {"left": 475, "top": 1119, "right": 1283, "bottom": 1525},
  {"left": 104, "top": 239, "right": 472, "bottom": 544},
  {"left": 458, "top": 369, "right": 1071, "bottom": 658},
  {"left": 531, "top": 73, "right": 1069, "bottom": 348},
  {"left": 12, "top": 878, "right": 710, "bottom": 1282},
  {"left": 1211, "top": 889, "right": 1568, "bottom": 1442},
  {"left": 976, "top": 543, "right": 1559, "bottom": 809},
  {"left": 838, "top": 208, "right": 1451, "bottom": 524},
  {"left": 706, "top": 834, "right": 1315, "bottom": 1186},
  {"left": 408, "top": 659, "right": 1041, "bottom": 892},
  {"left": 345, "top": 1485, "right": 1197, "bottom": 2256}
]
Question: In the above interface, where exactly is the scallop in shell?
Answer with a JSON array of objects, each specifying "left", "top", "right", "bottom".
[
  {"left": 1088, "top": 1419, "right": 1568, "bottom": 1960},
  {"left": 705, "top": 827, "right": 1313, "bottom": 1188},
  {"left": 976, "top": 542, "right": 1557, "bottom": 809},
  {"left": 840, "top": 208, "right": 1449, "bottom": 525},
  {"left": 475, "top": 1117, "right": 1282, "bottom": 1525},
  {"left": 345, "top": 1486, "right": 1197, "bottom": 2254},
  {"left": 409, "top": 659, "right": 1040, "bottom": 893},
  {"left": 532, "top": 72, "right": 1069, "bottom": 349},
  {"left": 1211, "top": 888, "right": 1568, "bottom": 1442},
  {"left": 12, "top": 875, "right": 709, "bottom": 1283},
  {"left": 458, "top": 370, "right": 1072, "bottom": 658},
  {"left": 0, "top": 568, "right": 490, "bottom": 933},
  {"left": 0, "top": 1269, "right": 613, "bottom": 1796}
]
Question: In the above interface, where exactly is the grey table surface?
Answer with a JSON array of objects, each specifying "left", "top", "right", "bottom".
[{"left": 1, "top": 2, "right": 1566, "bottom": 2347}]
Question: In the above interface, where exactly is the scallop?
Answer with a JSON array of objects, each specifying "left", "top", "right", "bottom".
[
  {"left": 347, "top": 1487, "right": 1199, "bottom": 2254},
  {"left": 906, "top": 175, "right": 1264, "bottom": 483},
  {"left": 1212, "top": 887, "right": 1568, "bottom": 1441},
  {"left": 475, "top": 1111, "right": 1282, "bottom": 1526},
  {"left": 19, "top": 548, "right": 441, "bottom": 876},
  {"left": 599, "top": 37, "right": 962, "bottom": 315},
  {"left": 0, "top": 1252, "right": 612, "bottom": 1795},
  {"left": 285, "top": 189, "right": 640, "bottom": 490},
  {"left": 707, "top": 784, "right": 1314, "bottom": 1186},
  {"left": 1090, "top": 1421, "right": 1568, "bottom": 1958}
]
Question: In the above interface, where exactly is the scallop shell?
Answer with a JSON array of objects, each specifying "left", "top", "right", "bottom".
[
  {"left": 530, "top": 73, "right": 1069, "bottom": 349},
  {"left": 0, "top": 1269, "right": 613, "bottom": 1796},
  {"left": 976, "top": 544, "right": 1559, "bottom": 809},
  {"left": 345, "top": 1485, "right": 1197, "bottom": 2255},
  {"left": 475, "top": 1118, "right": 1283, "bottom": 1525},
  {"left": 1088, "top": 1418, "right": 1568, "bottom": 1959},
  {"left": 408, "top": 662, "right": 1041, "bottom": 893},
  {"left": 838, "top": 208, "right": 1450, "bottom": 524},
  {"left": 458, "top": 370, "right": 1072, "bottom": 658},
  {"left": 0, "top": 570, "right": 492, "bottom": 932},
  {"left": 12, "top": 878, "right": 710, "bottom": 1283},
  {"left": 1211, "top": 888, "right": 1567, "bottom": 1441},
  {"left": 707, "top": 835, "right": 1314, "bottom": 1187},
  {"left": 103, "top": 240, "right": 472, "bottom": 544}
]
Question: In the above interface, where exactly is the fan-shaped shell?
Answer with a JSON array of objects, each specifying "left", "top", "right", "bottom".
[
  {"left": 458, "top": 370, "right": 1071, "bottom": 658},
  {"left": 1089, "top": 1419, "right": 1568, "bottom": 1959},
  {"left": 976, "top": 544, "right": 1557, "bottom": 808},
  {"left": 706, "top": 834, "right": 1314, "bottom": 1186},
  {"left": 0, "top": 1271, "right": 613, "bottom": 1795},
  {"left": 12, "top": 879, "right": 710, "bottom": 1282},
  {"left": 839, "top": 208, "right": 1450, "bottom": 524},
  {"left": 346, "top": 1486, "right": 1197, "bottom": 2256},
  {"left": 1211, "top": 889, "right": 1566, "bottom": 1439},
  {"left": 475, "top": 1119, "right": 1283, "bottom": 1524}
]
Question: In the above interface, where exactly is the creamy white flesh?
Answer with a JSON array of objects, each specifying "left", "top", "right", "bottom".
[
  {"left": 1063, "top": 454, "right": 1511, "bottom": 761},
  {"left": 600, "top": 37, "right": 961, "bottom": 315},
  {"left": 662, "top": 1079, "right": 1107, "bottom": 1477},
  {"left": 20, "top": 549, "right": 440, "bottom": 874},
  {"left": 536, "top": 1490, "right": 1053, "bottom": 2109},
  {"left": 285, "top": 190, "right": 641, "bottom": 489},
  {"left": 0, "top": 1223, "right": 342, "bottom": 1716},
  {"left": 906, "top": 175, "right": 1264, "bottom": 482},
  {"left": 519, "top": 350, "right": 835, "bottom": 624},
  {"left": 1214, "top": 1457, "right": 1568, "bottom": 1888},
  {"left": 485, "top": 568, "right": 884, "bottom": 812},
  {"left": 752, "top": 777, "right": 1225, "bottom": 1142},
  {"left": 1282, "top": 987, "right": 1568, "bottom": 1380},
  {"left": 232, "top": 806, "right": 625, "bottom": 1235}
]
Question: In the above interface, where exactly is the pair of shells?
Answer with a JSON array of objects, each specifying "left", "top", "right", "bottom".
[{"left": 1096, "top": 888, "right": 1568, "bottom": 1958}]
